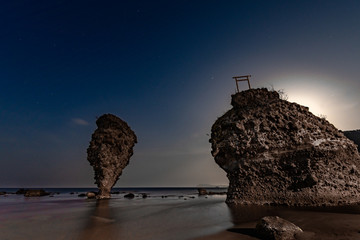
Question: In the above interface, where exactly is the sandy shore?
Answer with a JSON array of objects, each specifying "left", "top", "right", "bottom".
[{"left": 1, "top": 193, "right": 360, "bottom": 240}]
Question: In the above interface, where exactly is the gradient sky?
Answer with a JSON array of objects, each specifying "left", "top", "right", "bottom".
[{"left": 1, "top": 1, "right": 359, "bottom": 187}]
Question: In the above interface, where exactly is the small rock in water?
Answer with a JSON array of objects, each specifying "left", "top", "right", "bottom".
[
  {"left": 16, "top": 188, "right": 26, "bottom": 195},
  {"left": 142, "top": 193, "right": 148, "bottom": 198},
  {"left": 256, "top": 216, "right": 303, "bottom": 240},
  {"left": 78, "top": 193, "right": 86, "bottom": 197},
  {"left": 24, "top": 189, "right": 49, "bottom": 197},
  {"left": 124, "top": 193, "right": 135, "bottom": 199},
  {"left": 86, "top": 192, "right": 97, "bottom": 199},
  {"left": 198, "top": 188, "right": 208, "bottom": 195}
]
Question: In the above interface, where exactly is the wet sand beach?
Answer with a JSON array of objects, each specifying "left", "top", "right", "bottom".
[{"left": 1, "top": 192, "right": 360, "bottom": 240}]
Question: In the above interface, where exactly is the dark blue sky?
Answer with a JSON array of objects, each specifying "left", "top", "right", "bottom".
[{"left": 1, "top": 1, "right": 359, "bottom": 187}]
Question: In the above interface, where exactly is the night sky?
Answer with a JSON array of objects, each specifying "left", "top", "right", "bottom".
[{"left": 1, "top": 1, "right": 359, "bottom": 187}]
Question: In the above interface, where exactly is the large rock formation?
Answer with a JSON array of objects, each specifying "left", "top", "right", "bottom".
[
  {"left": 210, "top": 88, "right": 360, "bottom": 206},
  {"left": 87, "top": 114, "right": 137, "bottom": 199}
]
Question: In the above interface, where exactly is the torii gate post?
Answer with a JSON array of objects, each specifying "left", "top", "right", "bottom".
[{"left": 233, "top": 75, "right": 251, "bottom": 92}]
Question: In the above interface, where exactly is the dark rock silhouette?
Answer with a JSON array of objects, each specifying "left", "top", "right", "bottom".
[
  {"left": 15, "top": 188, "right": 49, "bottom": 197},
  {"left": 210, "top": 88, "right": 360, "bottom": 206},
  {"left": 16, "top": 188, "right": 27, "bottom": 195},
  {"left": 344, "top": 129, "right": 360, "bottom": 152},
  {"left": 87, "top": 114, "right": 137, "bottom": 199},
  {"left": 24, "top": 189, "right": 49, "bottom": 197},
  {"left": 124, "top": 193, "right": 135, "bottom": 199},
  {"left": 256, "top": 216, "right": 303, "bottom": 240},
  {"left": 197, "top": 188, "right": 227, "bottom": 196}
]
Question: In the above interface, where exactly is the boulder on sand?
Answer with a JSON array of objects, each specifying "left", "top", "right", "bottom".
[{"left": 256, "top": 216, "right": 303, "bottom": 240}]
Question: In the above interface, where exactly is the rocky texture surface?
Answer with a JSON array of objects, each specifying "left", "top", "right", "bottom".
[
  {"left": 210, "top": 88, "right": 360, "bottom": 206},
  {"left": 256, "top": 216, "right": 303, "bottom": 240},
  {"left": 344, "top": 130, "right": 360, "bottom": 152},
  {"left": 87, "top": 114, "right": 137, "bottom": 199}
]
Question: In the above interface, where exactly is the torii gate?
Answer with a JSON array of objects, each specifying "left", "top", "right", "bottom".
[{"left": 233, "top": 75, "right": 251, "bottom": 92}]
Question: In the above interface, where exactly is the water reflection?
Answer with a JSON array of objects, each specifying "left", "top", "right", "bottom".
[{"left": 78, "top": 199, "right": 117, "bottom": 240}]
